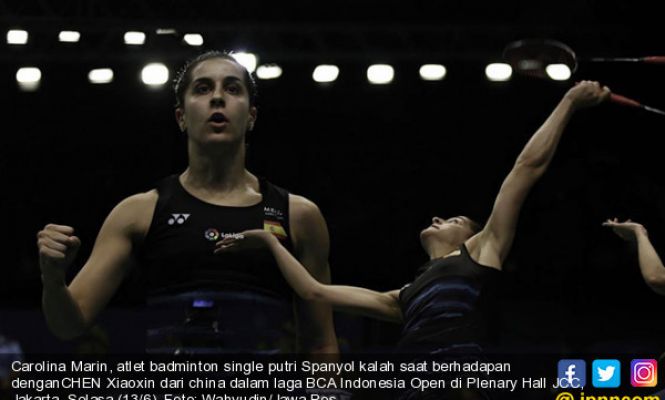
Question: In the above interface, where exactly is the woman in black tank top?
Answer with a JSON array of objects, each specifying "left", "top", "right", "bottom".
[
  {"left": 37, "top": 51, "right": 339, "bottom": 355},
  {"left": 218, "top": 82, "right": 610, "bottom": 399},
  {"left": 218, "top": 82, "right": 611, "bottom": 353}
]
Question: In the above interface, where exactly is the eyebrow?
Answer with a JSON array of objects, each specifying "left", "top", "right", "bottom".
[{"left": 192, "top": 76, "right": 243, "bottom": 85}]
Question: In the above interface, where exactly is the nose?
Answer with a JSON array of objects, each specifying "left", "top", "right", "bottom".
[
  {"left": 210, "top": 88, "right": 226, "bottom": 108},
  {"left": 432, "top": 216, "right": 443, "bottom": 224}
]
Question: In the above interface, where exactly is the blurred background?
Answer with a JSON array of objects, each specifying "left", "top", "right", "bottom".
[{"left": 1, "top": 0, "right": 664, "bottom": 355}]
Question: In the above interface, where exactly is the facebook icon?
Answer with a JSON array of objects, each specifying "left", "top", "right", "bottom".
[{"left": 556, "top": 359, "right": 587, "bottom": 388}]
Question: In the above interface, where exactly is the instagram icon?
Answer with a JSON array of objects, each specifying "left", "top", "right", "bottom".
[{"left": 630, "top": 359, "right": 658, "bottom": 387}]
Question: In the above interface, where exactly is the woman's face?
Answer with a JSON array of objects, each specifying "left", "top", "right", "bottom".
[
  {"left": 420, "top": 216, "right": 476, "bottom": 246},
  {"left": 175, "top": 58, "right": 257, "bottom": 147}
]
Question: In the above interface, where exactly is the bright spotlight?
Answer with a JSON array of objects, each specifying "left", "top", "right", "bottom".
[
  {"left": 124, "top": 31, "right": 146, "bottom": 45},
  {"left": 88, "top": 68, "right": 114, "bottom": 84},
  {"left": 419, "top": 64, "right": 447, "bottom": 81},
  {"left": 141, "top": 63, "right": 169, "bottom": 86},
  {"left": 367, "top": 64, "right": 394, "bottom": 84},
  {"left": 7, "top": 30, "right": 28, "bottom": 45},
  {"left": 485, "top": 63, "right": 513, "bottom": 81},
  {"left": 183, "top": 33, "right": 204, "bottom": 46},
  {"left": 545, "top": 64, "right": 572, "bottom": 81},
  {"left": 256, "top": 64, "right": 283, "bottom": 80},
  {"left": 231, "top": 52, "right": 257, "bottom": 73},
  {"left": 312, "top": 65, "right": 339, "bottom": 83},
  {"left": 58, "top": 31, "right": 80, "bottom": 43},
  {"left": 16, "top": 67, "right": 41, "bottom": 91}
]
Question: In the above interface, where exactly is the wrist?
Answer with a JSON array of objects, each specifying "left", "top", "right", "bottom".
[
  {"left": 41, "top": 271, "right": 66, "bottom": 288},
  {"left": 635, "top": 225, "right": 648, "bottom": 237},
  {"left": 560, "top": 95, "right": 579, "bottom": 112},
  {"left": 264, "top": 233, "right": 281, "bottom": 249}
]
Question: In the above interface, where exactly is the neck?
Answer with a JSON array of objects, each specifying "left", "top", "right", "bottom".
[
  {"left": 427, "top": 241, "right": 460, "bottom": 260},
  {"left": 184, "top": 140, "right": 248, "bottom": 191}
]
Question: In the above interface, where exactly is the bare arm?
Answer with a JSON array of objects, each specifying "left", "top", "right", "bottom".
[
  {"left": 38, "top": 192, "right": 155, "bottom": 339},
  {"left": 603, "top": 219, "right": 665, "bottom": 295},
  {"left": 470, "top": 81, "right": 610, "bottom": 268},
  {"left": 216, "top": 229, "right": 403, "bottom": 324},
  {"left": 286, "top": 196, "right": 339, "bottom": 354}
]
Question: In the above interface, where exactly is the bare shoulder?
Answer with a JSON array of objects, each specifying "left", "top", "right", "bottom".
[
  {"left": 462, "top": 231, "right": 499, "bottom": 268},
  {"left": 288, "top": 194, "right": 329, "bottom": 253},
  {"left": 464, "top": 231, "right": 502, "bottom": 271},
  {"left": 289, "top": 194, "right": 327, "bottom": 234},
  {"left": 112, "top": 190, "right": 158, "bottom": 217},
  {"left": 106, "top": 190, "right": 159, "bottom": 239},
  {"left": 289, "top": 194, "right": 323, "bottom": 220},
  {"left": 384, "top": 289, "right": 401, "bottom": 301}
]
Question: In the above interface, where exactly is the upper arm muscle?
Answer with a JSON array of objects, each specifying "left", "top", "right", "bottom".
[
  {"left": 289, "top": 195, "right": 338, "bottom": 352},
  {"left": 68, "top": 191, "right": 156, "bottom": 324}
]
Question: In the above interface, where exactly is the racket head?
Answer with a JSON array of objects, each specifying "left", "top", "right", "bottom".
[{"left": 503, "top": 38, "right": 578, "bottom": 78}]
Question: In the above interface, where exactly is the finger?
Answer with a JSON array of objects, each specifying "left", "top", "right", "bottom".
[
  {"left": 215, "top": 239, "right": 238, "bottom": 247},
  {"left": 214, "top": 245, "right": 238, "bottom": 254},
  {"left": 39, "top": 247, "right": 66, "bottom": 260},
  {"left": 68, "top": 236, "right": 81, "bottom": 249},
  {"left": 39, "top": 229, "right": 75, "bottom": 244},
  {"left": 38, "top": 237, "right": 68, "bottom": 252},
  {"left": 216, "top": 241, "right": 238, "bottom": 249},
  {"left": 44, "top": 224, "right": 76, "bottom": 235}
]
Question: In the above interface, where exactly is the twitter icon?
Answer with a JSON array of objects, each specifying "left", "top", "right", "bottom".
[{"left": 593, "top": 359, "right": 621, "bottom": 388}]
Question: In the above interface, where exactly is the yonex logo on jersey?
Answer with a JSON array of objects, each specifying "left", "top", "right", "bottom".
[{"left": 168, "top": 214, "right": 190, "bottom": 225}]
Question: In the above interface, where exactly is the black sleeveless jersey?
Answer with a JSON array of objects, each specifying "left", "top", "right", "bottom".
[
  {"left": 398, "top": 244, "right": 501, "bottom": 353},
  {"left": 137, "top": 175, "right": 295, "bottom": 300}
]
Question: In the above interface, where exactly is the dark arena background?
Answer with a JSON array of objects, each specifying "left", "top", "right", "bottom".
[{"left": 2, "top": 0, "right": 665, "bottom": 357}]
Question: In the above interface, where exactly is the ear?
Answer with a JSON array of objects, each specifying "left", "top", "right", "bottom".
[
  {"left": 248, "top": 106, "right": 258, "bottom": 131},
  {"left": 175, "top": 107, "right": 186, "bottom": 132}
]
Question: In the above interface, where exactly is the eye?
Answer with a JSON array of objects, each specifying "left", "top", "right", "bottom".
[
  {"left": 193, "top": 83, "right": 211, "bottom": 94},
  {"left": 225, "top": 83, "right": 241, "bottom": 94}
]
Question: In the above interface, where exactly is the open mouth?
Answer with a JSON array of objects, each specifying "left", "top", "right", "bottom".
[{"left": 208, "top": 112, "right": 228, "bottom": 123}]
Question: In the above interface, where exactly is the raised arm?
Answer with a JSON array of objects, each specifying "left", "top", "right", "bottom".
[
  {"left": 38, "top": 192, "right": 155, "bottom": 339},
  {"left": 215, "top": 227, "right": 403, "bottom": 324},
  {"left": 470, "top": 81, "right": 610, "bottom": 268},
  {"left": 603, "top": 218, "right": 665, "bottom": 295}
]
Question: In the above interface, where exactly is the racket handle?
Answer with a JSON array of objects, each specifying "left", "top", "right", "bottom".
[
  {"left": 610, "top": 93, "right": 641, "bottom": 108},
  {"left": 643, "top": 56, "right": 665, "bottom": 64}
]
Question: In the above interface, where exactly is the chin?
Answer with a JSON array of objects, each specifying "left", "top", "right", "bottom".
[
  {"left": 204, "top": 132, "right": 243, "bottom": 144},
  {"left": 419, "top": 228, "right": 435, "bottom": 244}
]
